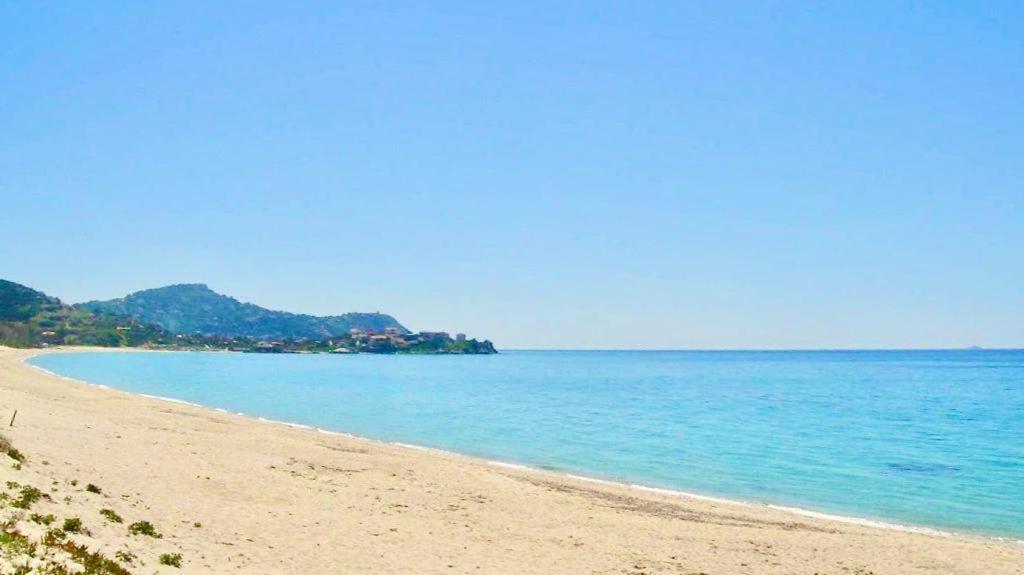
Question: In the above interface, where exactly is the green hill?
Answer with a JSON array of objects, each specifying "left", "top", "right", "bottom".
[
  {"left": 0, "top": 280, "right": 493, "bottom": 354},
  {"left": 0, "top": 279, "right": 57, "bottom": 322},
  {"left": 80, "top": 284, "right": 408, "bottom": 340},
  {"left": 0, "top": 280, "right": 169, "bottom": 348}
]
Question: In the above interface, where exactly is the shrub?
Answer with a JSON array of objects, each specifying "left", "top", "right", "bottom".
[
  {"left": 127, "top": 520, "right": 161, "bottom": 538},
  {"left": 159, "top": 553, "right": 182, "bottom": 568},
  {"left": 85, "top": 483, "right": 102, "bottom": 494},
  {"left": 0, "top": 434, "right": 24, "bottom": 463},
  {"left": 42, "top": 528, "right": 65, "bottom": 546},
  {"left": 29, "top": 513, "right": 55, "bottom": 525},
  {"left": 0, "top": 528, "right": 35, "bottom": 557},
  {"left": 100, "top": 509, "right": 123, "bottom": 523},
  {"left": 59, "top": 539, "right": 130, "bottom": 575},
  {"left": 62, "top": 517, "right": 83, "bottom": 533},
  {"left": 12, "top": 485, "right": 42, "bottom": 509}
]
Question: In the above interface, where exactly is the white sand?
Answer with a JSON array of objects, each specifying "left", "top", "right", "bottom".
[{"left": 1, "top": 346, "right": 1021, "bottom": 574}]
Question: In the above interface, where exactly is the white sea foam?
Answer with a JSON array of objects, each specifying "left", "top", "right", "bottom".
[
  {"left": 390, "top": 442, "right": 452, "bottom": 456},
  {"left": 256, "top": 417, "right": 314, "bottom": 430},
  {"left": 764, "top": 504, "right": 955, "bottom": 537},
  {"left": 566, "top": 473, "right": 618, "bottom": 486},
  {"left": 478, "top": 466, "right": 1018, "bottom": 542},
  {"left": 316, "top": 429, "right": 359, "bottom": 439},
  {"left": 628, "top": 483, "right": 745, "bottom": 506},
  {"left": 138, "top": 393, "right": 203, "bottom": 408},
  {"left": 26, "top": 361, "right": 104, "bottom": 388},
  {"left": 487, "top": 461, "right": 532, "bottom": 471}
]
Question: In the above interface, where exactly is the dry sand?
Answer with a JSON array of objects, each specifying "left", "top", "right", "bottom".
[{"left": 0, "top": 346, "right": 1021, "bottom": 574}]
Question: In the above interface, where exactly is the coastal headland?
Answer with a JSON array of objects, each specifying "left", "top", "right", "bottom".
[{"left": 0, "top": 347, "right": 1021, "bottom": 574}]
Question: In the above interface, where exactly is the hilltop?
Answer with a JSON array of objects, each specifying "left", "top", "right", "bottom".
[
  {"left": 80, "top": 284, "right": 408, "bottom": 340},
  {"left": 0, "top": 280, "right": 494, "bottom": 354}
]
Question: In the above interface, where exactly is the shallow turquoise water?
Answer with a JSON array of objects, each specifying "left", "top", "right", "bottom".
[{"left": 30, "top": 350, "right": 1024, "bottom": 538}]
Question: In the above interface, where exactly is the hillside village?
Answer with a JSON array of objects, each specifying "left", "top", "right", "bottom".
[
  {"left": 0, "top": 280, "right": 497, "bottom": 355},
  {"left": 248, "top": 327, "right": 495, "bottom": 354}
]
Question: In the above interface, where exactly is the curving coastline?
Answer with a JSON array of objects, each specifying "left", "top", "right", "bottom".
[
  {"left": 3, "top": 346, "right": 1023, "bottom": 574},
  {"left": 25, "top": 349, "right": 1024, "bottom": 544},
  {"left": 24, "top": 351, "right": 999, "bottom": 543}
]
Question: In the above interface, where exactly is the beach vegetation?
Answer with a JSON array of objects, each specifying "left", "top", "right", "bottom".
[
  {"left": 127, "top": 520, "right": 161, "bottom": 538},
  {"left": 1, "top": 520, "right": 129, "bottom": 575},
  {"left": 12, "top": 485, "right": 43, "bottom": 509},
  {"left": 29, "top": 513, "right": 55, "bottom": 525},
  {"left": 0, "top": 434, "right": 25, "bottom": 462},
  {"left": 0, "top": 528, "right": 37, "bottom": 559},
  {"left": 54, "top": 539, "right": 131, "bottom": 575},
  {"left": 100, "top": 509, "right": 123, "bottom": 523},
  {"left": 62, "top": 517, "right": 84, "bottom": 534},
  {"left": 114, "top": 549, "right": 136, "bottom": 564},
  {"left": 42, "top": 528, "right": 65, "bottom": 545},
  {"left": 159, "top": 552, "right": 183, "bottom": 568},
  {"left": 85, "top": 483, "right": 102, "bottom": 494}
]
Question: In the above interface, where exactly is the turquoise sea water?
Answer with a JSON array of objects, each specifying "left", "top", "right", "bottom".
[{"left": 30, "top": 350, "right": 1024, "bottom": 539}]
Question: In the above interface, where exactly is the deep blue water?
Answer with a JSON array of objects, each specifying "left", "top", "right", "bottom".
[{"left": 30, "top": 350, "right": 1024, "bottom": 539}]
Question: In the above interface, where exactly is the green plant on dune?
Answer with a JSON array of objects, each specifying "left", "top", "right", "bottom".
[
  {"left": 2, "top": 519, "right": 130, "bottom": 575},
  {"left": 53, "top": 539, "right": 132, "bottom": 575},
  {"left": 42, "top": 527, "right": 66, "bottom": 546},
  {"left": 158, "top": 553, "right": 182, "bottom": 568},
  {"left": 62, "top": 517, "right": 83, "bottom": 534},
  {"left": 85, "top": 483, "right": 102, "bottom": 494},
  {"left": 29, "top": 513, "right": 55, "bottom": 525},
  {"left": 0, "top": 434, "right": 25, "bottom": 463},
  {"left": 127, "top": 520, "right": 161, "bottom": 538},
  {"left": 100, "top": 509, "right": 123, "bottom": 523},
  {"left": 0, "top": 527, "right": 38, "bottom": 559},
  {"left": 12, "top": 485, "right": 43, "bottom": 509}
]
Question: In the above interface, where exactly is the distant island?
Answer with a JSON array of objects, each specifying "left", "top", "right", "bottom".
[{"left": 0, "top": 280, "right": 496, "bottom": 354}]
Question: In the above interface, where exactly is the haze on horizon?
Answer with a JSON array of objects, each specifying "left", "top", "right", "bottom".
[{"left": 2, "top": 3, "right": 1021, "bottom": 350}]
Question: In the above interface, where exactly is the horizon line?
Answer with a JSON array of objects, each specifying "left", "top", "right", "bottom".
[{"left": 500, "top": 347, "right": 1023, "bottom": 352}]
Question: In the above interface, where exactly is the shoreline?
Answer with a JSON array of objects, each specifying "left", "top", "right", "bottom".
[
  {"left": 23, "top": 348, "right": 1017, "bottom": 545},
  {"left": 4, "top": 346, "right": 1023, "bottom": 573}
]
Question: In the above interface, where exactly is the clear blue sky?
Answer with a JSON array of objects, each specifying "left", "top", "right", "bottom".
[{"left": 2, "top": 2, "right": 1021, "bottom": 349}]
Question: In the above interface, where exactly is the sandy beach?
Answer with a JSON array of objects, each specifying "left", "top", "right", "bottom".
[{"left": 0, "top": 347, "right": 1021, "bottom": 574}]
